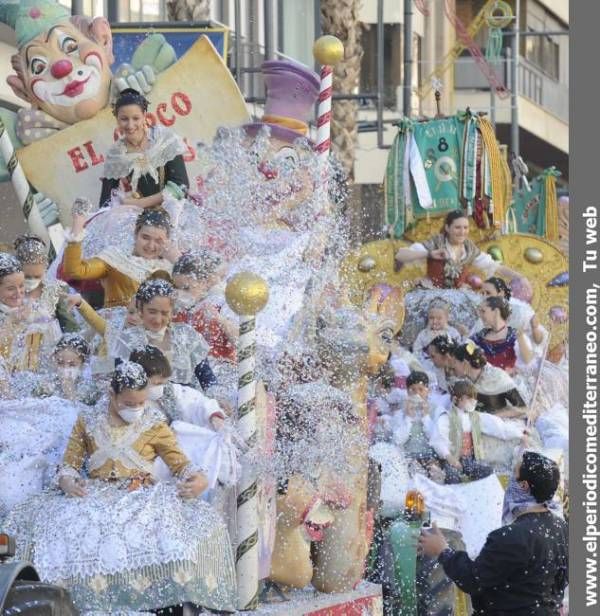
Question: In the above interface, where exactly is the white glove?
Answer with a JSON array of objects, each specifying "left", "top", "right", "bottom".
[
  {"left": 112, "top": 63, "right": 156, "bottom": 95},
  {"left": 34, "top": 192, "right": 61, "bottom": 227}
]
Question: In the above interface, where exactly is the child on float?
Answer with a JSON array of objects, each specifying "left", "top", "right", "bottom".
[
  {"left": 387, "top": 371, "right": 443, "bottom": 461},
  {"left": 9, "top": 333, "right": 102, "bottom": 406},
  {"left": 0, "top": 252, "right": 51, "bottom": 373},
  {"left": 430, "top": 380, "right": 526, "bottom": 483},
  {"left": 0, "top": 334, "right": 100, "bottom": 515},
  {"left": 2, "top": 361, "right": 237, "bottom": 613},
  {"left": 422, "top": 334, "right": 458, "bottom": 400},
  {"left": 15, "top": 233, "right": 80, "bottom": 337},
  {"left": 129, "top": 345, "right": 239, "bottom": 498},
  {"left": 381, "top": 331, "right": 425, "bottom": 413},
  {"left": 112, "top": 278, "right": 219, "bottom": 392},
  {"left": 412, "top": 298, "right": 462, "bottom": 364},
  {"left": 171, "top": 250, "right": 237, "bottom": 363}
]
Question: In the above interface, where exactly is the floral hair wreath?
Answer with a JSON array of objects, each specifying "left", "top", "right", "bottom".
[{"left": 112, "top": 88, "right": 150, "bottom": 116}]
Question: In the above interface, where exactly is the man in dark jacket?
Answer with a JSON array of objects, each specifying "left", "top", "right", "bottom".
[{"left": 419, "top": 451, "right": 568, "bottom": 615}]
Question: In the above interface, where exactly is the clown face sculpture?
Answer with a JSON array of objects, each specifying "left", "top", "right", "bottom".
[
  {"left": 3, "top": 1, "right": 114, "bottom": 126},
  {"left": 243, "top": 60, "right": 321, "bottom": 224}
]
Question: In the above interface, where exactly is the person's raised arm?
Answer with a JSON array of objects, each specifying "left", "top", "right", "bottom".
[
  {"left": 62, "top": 213, "right": 109, "bottom": 281},
  {"left": 395, "top": 243, "right": 433, "bottom": 268}
]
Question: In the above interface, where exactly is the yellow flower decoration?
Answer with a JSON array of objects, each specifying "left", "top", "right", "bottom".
[{"left": 466, "top": 342, "right": 476, "bottom": 356}]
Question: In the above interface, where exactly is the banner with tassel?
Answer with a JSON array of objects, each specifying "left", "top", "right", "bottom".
[
  {"left": 383, "top": 112, "right": 512, "bottom": 238},
  {"left": 509, "top": 167, "right": 561, "bottom": 239}
]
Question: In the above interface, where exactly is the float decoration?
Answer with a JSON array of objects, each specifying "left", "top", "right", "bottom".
[
  {"left": 226, "top": 272, "right": 269, "bottom": 611},
  {"left": 508, "top": 167, "right": 561, "bottom": 240},
  {"left": 0, "top": 0, "right": 249, "bottom": 249},
  {"left": 384, "top": 112, "right": 511, "bottom": 239}
]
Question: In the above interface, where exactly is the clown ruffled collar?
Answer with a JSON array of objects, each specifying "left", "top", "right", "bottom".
[
  {"left": 102, "top": 125, "right": 187, "bottom": 192},
  {"left": 16, "top": 108, "right": 68, "bottom": 146}
]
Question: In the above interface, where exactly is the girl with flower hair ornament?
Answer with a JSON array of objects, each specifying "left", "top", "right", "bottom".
[
  {"left": 450, "top": 342, "right": 527, "bottom": 419},
  {"left": 111, "top": 278, "right": 216, "bottom": 391}
]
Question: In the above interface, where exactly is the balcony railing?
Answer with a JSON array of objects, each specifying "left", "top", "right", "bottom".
[{"left": 454, "top": 55, "right": 568, "bottom": 123}]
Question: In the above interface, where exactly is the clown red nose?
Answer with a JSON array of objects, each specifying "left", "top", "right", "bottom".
[{"left": 51, "top": 59, "right": 73, "bottom": 79}]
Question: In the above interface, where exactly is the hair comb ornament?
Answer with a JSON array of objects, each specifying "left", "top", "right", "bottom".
[
  {"left": 72, "top": 197, "right": 93, "bottom": 218},
  {"left": 466, "top": 342, "right": 476, "bottom": 356}
]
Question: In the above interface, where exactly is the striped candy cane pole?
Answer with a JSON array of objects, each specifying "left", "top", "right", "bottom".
[
  {"left": 315, "top": 64, "right": 333, "bottom": 165},
  {"left": 0, "top": 117, "right": 64, "bottom": 258},
  {"left": 313, "top": 36, "right": 345, "bottom": 178},
  {"left": 225, "top": 272, "right": 269, "bottom": 611}
]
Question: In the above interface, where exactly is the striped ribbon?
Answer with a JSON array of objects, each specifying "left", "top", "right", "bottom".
[{"left": 235, "top": 314, "right": 259, "bottom": 610}]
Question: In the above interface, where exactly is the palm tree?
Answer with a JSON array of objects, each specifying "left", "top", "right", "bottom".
[
  {"left": 320, "top": 0, "right": 363, "bottom": 181},
  {"left": 320, "top": 0, "right": 365, "bottom": 243},
  {"left": 166, "top": 0, "right": 211, "bottom": 21}
]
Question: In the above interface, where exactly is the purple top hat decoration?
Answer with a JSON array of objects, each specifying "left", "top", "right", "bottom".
[{"left": 244, "top": 60, "right": 320, "bottom": 144}]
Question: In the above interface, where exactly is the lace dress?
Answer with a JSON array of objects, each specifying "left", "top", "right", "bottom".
[
  {"left": 111, "top": 323, "right": 210, "bottom": 388},
  {"left": 2, "top": 407, "right": 237, "bottom": 613},
  {"left": 0, "top": 280, "right": 73, "bottom": 372},
  {"left": 0, "top": 395, "right": 80, "bottom": 517}
]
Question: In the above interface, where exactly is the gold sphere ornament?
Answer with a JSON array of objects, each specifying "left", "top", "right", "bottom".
[
  {"left": 313, "top": 35, "right": 344, "bottom": 66},
  {"left": 225, "top": 272, "right": 269, "bottom": 315},
  {"left": 524, "top": 247, "right": 543, "bottom": 264},
  {"left": 487, "top": 245, "right": 504, "bottom": 262}
]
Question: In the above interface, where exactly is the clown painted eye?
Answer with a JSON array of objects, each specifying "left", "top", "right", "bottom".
[
  {"left": 273, "top": 147, "right": 299, "bottom": 165},
  {"left": 380, "top": 328, "right": 394, "bottom": 345},
  {"left": 30, "top": 56, "right": 48, "bottom": 76},
  {"left": 60, "top": 35, "right": 79, "bottom": 54}
]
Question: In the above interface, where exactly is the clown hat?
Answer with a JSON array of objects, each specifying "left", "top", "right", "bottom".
[
  {"left": 244, "top": 60, "right": 320, "bottom": 144},
  {"left": 0, "top": 0, "right": 70, "bottom": 49}
]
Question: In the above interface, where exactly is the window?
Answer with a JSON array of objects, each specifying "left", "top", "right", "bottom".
[
  {"left": 523, "top": 0, "right": 564, "bottom": 81},
  {"left": 524, "top": 28, "right": 559, "bottom": 80},
  {"left": 360, "top": 24, "right": 402, "bottom": 108},
  {"left": 278, "top": 0, "right": 315, "bottom": 68}
]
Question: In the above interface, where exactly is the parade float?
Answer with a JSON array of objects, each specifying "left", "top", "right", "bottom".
[{"left": 0, "top": 2, "right": 568, "bottom": 616}]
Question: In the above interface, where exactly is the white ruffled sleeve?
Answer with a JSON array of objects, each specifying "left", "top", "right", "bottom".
[
  {"left": 472, "top": 251, "right": 499, "bottom": 277},
  {"left": 430, "top": 412, "right": 451, "bottom": 459},
  {"left": 171, "top": 383, "right": 223, "bottom": 429},
  {"left": 478, "top": 412, "right": 524, "bottom": 441}
]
